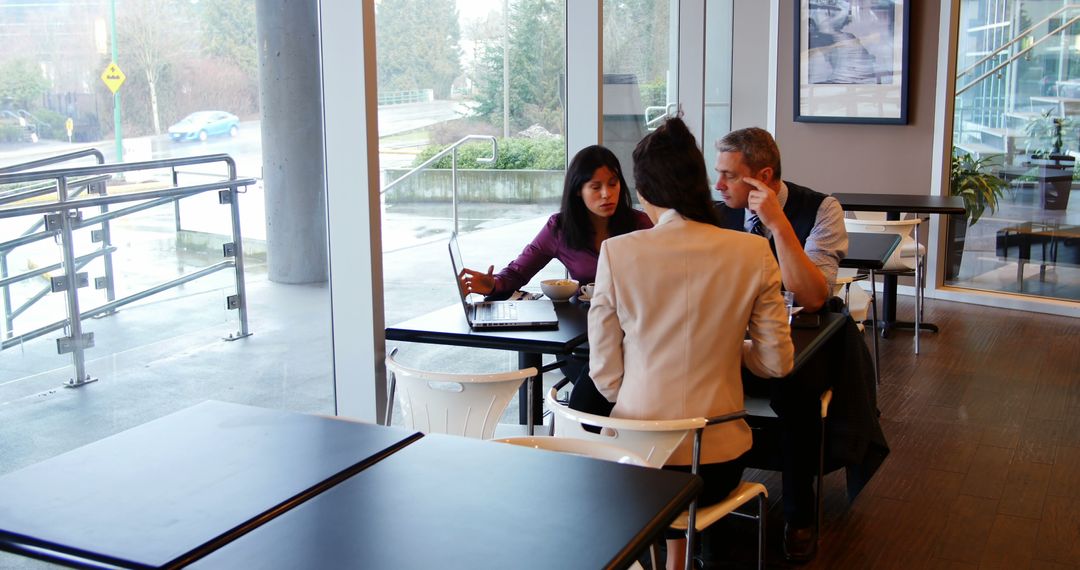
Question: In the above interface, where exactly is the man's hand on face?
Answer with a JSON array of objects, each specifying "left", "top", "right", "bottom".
[{"left": 742, "top": 177, "right": 784, "bottom": 231}]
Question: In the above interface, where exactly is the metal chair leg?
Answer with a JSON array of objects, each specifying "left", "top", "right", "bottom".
[
  {"left": 914, "top": 223, "right": 920, "bottom": 355},
  {"left": 384, "top": 348, "right": 398, "bottom": 426},
  {"left": 869, "top": 271, "right": 880, "bottom": 387},
  {"left": 757, "top": 492, "right": 767, "bottom": 570}
]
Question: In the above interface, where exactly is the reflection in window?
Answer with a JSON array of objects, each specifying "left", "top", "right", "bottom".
[{"left": 949, "top": 0, "right": 1080, "bottom": 303}]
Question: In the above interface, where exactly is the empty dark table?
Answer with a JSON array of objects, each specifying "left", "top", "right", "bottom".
[
  {"left": 0, "top": 401, "right": 421, "bottom": 569},
  {"left": 833, "top": 193, "right": 965, "bottom": 335},
  {"left": 386, "top": 300, "right": 589, "bottom": 424},
  {"left": 831, "top": 193, "right": 965, "bottom": 217},
  {"left": 842, "top": 232, "right": 901, "bottom": 271},
  {"left": 191, "top": 433, "right": 701, "bottom": 570}
]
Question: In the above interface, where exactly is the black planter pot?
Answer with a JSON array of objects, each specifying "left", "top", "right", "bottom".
[{"left": 946, "top": 213, "right": 967, "bottom": 281}]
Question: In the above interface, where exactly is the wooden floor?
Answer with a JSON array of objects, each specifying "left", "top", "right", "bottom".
[{"left": 736, "top": 296, "right": 1080, "bottom": 569}]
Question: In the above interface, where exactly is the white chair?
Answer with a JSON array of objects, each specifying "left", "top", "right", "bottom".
[
  {"left": 853, "top": 211, "right": 927, "bottom": 259},
  {"left": 546, "top": 381, "right": 768, "bottom": 570},
  {"left": 495, "top": 435, "right": 649, "bottom": 466},
  {"left": 384, "top": 350, "right": 537, "bottom": 439},
  {"left": 843, "top": 217, "right": 927, "bottom": 354}
]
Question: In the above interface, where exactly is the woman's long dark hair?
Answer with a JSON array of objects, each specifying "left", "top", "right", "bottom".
[
  {"left": 556, "top": 145, "right": 640, "bottom": 251},
  {"left": 632, "top": 117, "right": 720, "bottom": 227}
]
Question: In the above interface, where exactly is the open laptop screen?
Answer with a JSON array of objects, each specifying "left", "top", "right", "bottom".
[{"left": 447, "top": 233, "right": 474, "bottom": 325}]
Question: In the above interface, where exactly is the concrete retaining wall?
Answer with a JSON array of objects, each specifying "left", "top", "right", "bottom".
[{"left": 382, "top": 169, "right": 564, "bottom": 204}]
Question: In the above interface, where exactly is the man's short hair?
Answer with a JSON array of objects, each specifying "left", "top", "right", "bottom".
[{"left": 715, "top": 127, "right": 782, "bottom": 180}]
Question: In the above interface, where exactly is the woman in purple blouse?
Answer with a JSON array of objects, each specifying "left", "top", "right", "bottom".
[
  {"left": 459, "top": 145, "right": 652, "bottom": 415},
  {"left": 459, "top": 145, "right": 652, "bottom": 298}
]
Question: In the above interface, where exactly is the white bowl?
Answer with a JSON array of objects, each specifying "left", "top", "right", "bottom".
[{"left": 540, "top": 279, "right": 579, "bottom": 302}]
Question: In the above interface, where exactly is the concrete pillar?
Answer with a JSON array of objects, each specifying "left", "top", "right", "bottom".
[{"left": 256, "top": 0, "right": 328, "bottom": 283}]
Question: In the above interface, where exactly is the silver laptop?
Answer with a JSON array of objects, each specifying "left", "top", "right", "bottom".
[{"left": 448, "top": 234, "right": 558, "bottom": 330}]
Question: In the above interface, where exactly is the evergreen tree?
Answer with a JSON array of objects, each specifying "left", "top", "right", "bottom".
[
  {"left": 471, "top": 0, "right": 565, "bottom": 135},
  {"left": 376, "top": 0, "right": 462, "bottom": 99},
  {"left": 201, "top": 0, "right": 257, "bottom": 77}
]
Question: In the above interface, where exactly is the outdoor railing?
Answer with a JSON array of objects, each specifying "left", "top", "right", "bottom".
[
  {"left": 381, "top": 135, "right": 497, "bottom": 236},
  {"left": 1, "top": 149, "right": 111, "bottom": 341},
  {"left": 0, "top": 153, "right": 254, "bottom": 387}
]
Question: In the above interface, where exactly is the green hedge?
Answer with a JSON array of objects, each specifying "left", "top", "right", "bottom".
[
  {"left": 0, "top": 124, "right": 24, "bottom": 143},
  {"left": 412, "top": 137, "right": 566, "bottom": 170},
  {"left": 32, "top": 109, "right": 68, "bottom": 140}
]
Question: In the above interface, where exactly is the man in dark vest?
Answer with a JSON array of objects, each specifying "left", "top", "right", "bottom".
[
  {"left": 713, "top": 127, "right": 846, "bottom": 312},
  {"left": 713, "top": 127, "right": 848, "bottom": 562}
]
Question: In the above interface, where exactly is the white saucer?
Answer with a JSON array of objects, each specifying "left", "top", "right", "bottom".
[{"left": 577, "top": 295, "right": 592, "bottom": 303}]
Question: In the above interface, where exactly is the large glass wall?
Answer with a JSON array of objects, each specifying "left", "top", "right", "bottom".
[
  {"left": 951, "top": 0, "right": 1080, "bottom": 301},
  {"left": 376, "top": 0, "right": 568, "bottom": 377},
  {"left": 0, "top": 0, "right": 333, "bottom": 479}
]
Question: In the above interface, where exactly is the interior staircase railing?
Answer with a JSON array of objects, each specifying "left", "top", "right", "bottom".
[{"left": 956, "top": 6, "right": 1080, "bottom": 97}]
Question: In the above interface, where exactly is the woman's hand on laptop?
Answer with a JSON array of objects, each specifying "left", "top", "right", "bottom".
[{"left": 459, "top": 266, "right": 496, "bottom": 295}]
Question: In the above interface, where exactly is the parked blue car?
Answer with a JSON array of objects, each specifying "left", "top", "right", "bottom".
[{"left": 167, "top": 111, "right": 239, "bottom": 142}]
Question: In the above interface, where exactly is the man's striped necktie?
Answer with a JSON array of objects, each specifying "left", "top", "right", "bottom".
[{"left": 748, "top": 214, "right": 767, "bottom": 237}]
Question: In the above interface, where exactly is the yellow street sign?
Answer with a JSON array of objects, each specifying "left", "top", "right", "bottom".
[
  {"left": 65, "top": 118, "right": 74, "bottom": 136},
  {"left": 100, "top": 62, "right": 126, "bottom": 94}
]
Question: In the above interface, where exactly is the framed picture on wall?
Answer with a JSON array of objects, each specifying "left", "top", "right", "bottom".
[{"left": 794, "top": 0, "right": 910, "bottom": 124}]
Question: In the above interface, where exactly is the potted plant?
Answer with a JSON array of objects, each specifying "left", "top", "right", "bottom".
[
  {"left": 946, "top": 152, "right": 1009, "bottom": 280},
  {"left": 1023, "top": 109, "right": 1076, "bottom": 210}
]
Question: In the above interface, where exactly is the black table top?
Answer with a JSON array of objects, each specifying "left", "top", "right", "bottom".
[
  {"left": 832, "top": 193, "right": 965, "bottom": 215},
  {"left": 0, "top": 401, "right": 421, "bottom": 569},
  {"left": 386, "top": 298, "right": 589, "bottom": 354},
  {"left": 190, "top": 433, "right": 700, "bottom": 570},
  {"left": 841, "top": 232, "right": 902, "bottom": 270}
]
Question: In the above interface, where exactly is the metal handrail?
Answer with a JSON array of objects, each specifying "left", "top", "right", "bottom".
[
  {"left": 0, "top": 153, "right": 239, "bottom": 185},
  {"left": 1, "top": 149, "right": 110, "bottom": 349},
  {"left": 957, "top": 4, "right": 1080, "bottom": 79},
  {"left": 645, "top": 103, "right": 678, "bottom": 130},
  {"left": 0, "top": 154, "right": 252, "bottom": 387},
  {"left": 957, "top": 13, "right": 1080, "bottom": 96},
  {"left": 0, "top": 179, "right": 253, "bottom": 219},
  {"left": 380, "top": 135, "right": 497, "bottom": 235},
  {"left": 0, "top": 174, "right": 110, "bottom": 207},
  {"left": 0, "top": 148, "right": 105, "bottom": 174}
]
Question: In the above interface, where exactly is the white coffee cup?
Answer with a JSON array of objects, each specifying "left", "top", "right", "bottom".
[{"left": 579, "top": 283, "right": 596, "bottom": 299}]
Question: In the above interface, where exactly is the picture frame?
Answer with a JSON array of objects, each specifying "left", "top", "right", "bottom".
[{"left": 794, "top": 0, "right": 910, "bottom": 124}]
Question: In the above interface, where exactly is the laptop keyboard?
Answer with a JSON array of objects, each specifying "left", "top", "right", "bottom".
[{"left": 478, "top": 302, "right": 517, "bottom": 321}]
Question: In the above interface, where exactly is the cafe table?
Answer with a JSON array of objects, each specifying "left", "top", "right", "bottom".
[
  {"left": 832, "top": 193, "right": 965, "bottom": 335},
  {"left": 386, "top": 299, "right": 588, "bottom": 426},
  {"left": 0, "top": 401, "right": 421, "bottom": 569},
  {"left": 842, "top": 232, "right": 902, "bottom": 271},
  {"left": 190, "top": 433, "right": 701, "bottom": 570}
]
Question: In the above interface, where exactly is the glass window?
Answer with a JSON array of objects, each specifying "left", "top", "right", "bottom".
[
  {"left": 602, "top": 0, "right": 675, "bottom": 190},
  {"left": 0, "top": 0, "right": 333, "bottom": 479},
  {"left": 376, "top": 0, "right": 568, "bottom": 388},
  {"left": 376, "top": 0, "right": 568, "bottom": 313},
  {"left": 950, "top": 0, "right": 1080, "bottom": 302}
]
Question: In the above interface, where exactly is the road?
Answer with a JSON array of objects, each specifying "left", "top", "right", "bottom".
[{"left": 0, "top": 99, "right": 471, "bottom": 177}]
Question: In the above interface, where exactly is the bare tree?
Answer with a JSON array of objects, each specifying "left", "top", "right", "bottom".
[{"left": 118, "top": 0, "right": 195, "bottom": 134}]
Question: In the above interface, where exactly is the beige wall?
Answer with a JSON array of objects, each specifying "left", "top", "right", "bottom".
[{"left": 774, "top": 1, "right": 942, "bottom": 197}]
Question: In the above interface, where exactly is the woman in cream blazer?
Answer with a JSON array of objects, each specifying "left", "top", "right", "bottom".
[{"left": 588, "top": 117, "right": 794, "bottom": 570}]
